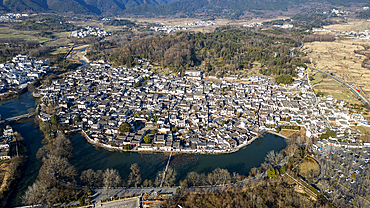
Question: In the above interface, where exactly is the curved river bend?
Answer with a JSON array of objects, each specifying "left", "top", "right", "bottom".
[{"left": 0, "top": 92, "right": 286, "bottom": 207}]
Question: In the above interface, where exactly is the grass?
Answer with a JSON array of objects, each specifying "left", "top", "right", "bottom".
[
  {"left": 50, "top": 48, "right": 68, "bottom": 55},
  {"left": 298, "top": 157, "right": 320, "bottom": 179},
  {"left": 356, "top": 126, "right": 370, "bottom": 134},
  {"left": 313, "top": 73, "right": 362, "bottom": 105},
  {"left": 0, "top": 26, "right": 52, "bottom": 43}
]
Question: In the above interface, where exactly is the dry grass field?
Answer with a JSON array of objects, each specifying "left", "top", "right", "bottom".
[
  {"left": 298, "top": 157, "right": 320, "bottom": 179},
  {"left": 323, "top": 19, "right": 370, "bottom": 32},
  {"left": 303, "top": 39, "right": 370, "bottom": 101}
]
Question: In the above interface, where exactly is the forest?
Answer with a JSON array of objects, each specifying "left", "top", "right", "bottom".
[
  {"left": 88, "top": 28, "right": 304, "bottom": 77},
  {"left": 12, "top": 15, "right": 77, "bottom": 32}
]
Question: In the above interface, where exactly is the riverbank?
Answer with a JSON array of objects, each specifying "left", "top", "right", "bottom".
[{"left": 81, "top": 130, "right": 262, "bottom": 155}]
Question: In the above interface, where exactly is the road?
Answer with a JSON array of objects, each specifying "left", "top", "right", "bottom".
[{"left": 309, "top": 65, "right": 370, "bottom": 106}]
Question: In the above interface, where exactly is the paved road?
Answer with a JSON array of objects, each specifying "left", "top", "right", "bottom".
[
  {"left": 97, "top": 197, "right": 140, "bottom": 208},
  {"left": 309, "top": 65, "right": 370, "bottom": 106},
  {"left": 90, "top": 187, "right": 178, "bottom": 203}
]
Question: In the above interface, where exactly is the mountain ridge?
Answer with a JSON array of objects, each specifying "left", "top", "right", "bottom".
[{"left": 0, "top": 0, "right": 369, "bottom": 17}]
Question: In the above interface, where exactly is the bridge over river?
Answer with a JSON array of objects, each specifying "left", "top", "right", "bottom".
[{"left": 0, "top": 113, "right": 35, "bottom": 125}]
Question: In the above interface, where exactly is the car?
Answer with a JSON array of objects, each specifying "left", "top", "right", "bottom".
[
  {"left": 339, "top": 174, "right": 344, "bottom": 178},
  {"left": 365, "top": 159, "right": 369, "bottom": 163},
  {"left": 346, "top": 178, "right": 350, "bottom": 181},
  {"left": 360, "top": 165, "right": 364, "bottom": 169},
  {"left": 342, "top": 156, "right": 346, "bottom": 159},
  {"left": 341, "top": 163, "right": 345, "bottom": 166},
  {"left": 328, "top": 190, "right": 332, "bottom": 194},
  {"left": 353, "top": 161, "right": 356, "bottom": 165},
  {"left": 351, "top": 180, "right": 356, "bottom": 184},
  {"left": 364, "top": 150, "right": 367, "bottom": 153}
]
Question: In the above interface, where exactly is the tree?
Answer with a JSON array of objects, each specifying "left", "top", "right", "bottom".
[
  {"left": 143, "top": 179, "right": 153, "bottom": 187},
  {"left": 80, "top": 169, "right": 96, "bottom": 187},
  {"left": 186, "top": 172, "right": 200, "bottom": 186},
  {"left": 155, "top": 167, "right": 177, "bottom": 187},
  {"left": 143, "top": 134, "right": 151, "bottom": 143},
  {"left": 207, "top": 168, "right": 231, "bottom": 185},
  {"left": 22, "top": 180, "right": 51, "bottom": 206},
  {"left": 119, "top": 122, "right": 132, "bottom": 133},
  {"left": 133, "top": 81, "right": 141, "bottom": 87},
  {"left": 127, "top": 163, "right": 142, "bottom": 187},
  {"left": 103, "top": 168, "right": 121, "bottom": 188},
  {"left": 53, "top": 134, "right": 73, "bottom": 158},
  {"left": 267, "top": 168, "right": 277, "bottom": 178},
  {"left": 265, "top": 150, "right": 283, "bottom": 167},
  {"left": 50, "top": 114, "right": 59, "bottom": 126},
  {"left": 280, "top": 165, "right": 287, "bottom": 174},
  {"left": 38, "top": 155, "right": 77, "bottom": 184},
  {"left": 275, "top": 74, "right": 293, "bottom": 84}
]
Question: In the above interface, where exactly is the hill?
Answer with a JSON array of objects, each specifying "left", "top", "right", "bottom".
[
  {"left": 125, "top": 0, "right": 370, "bottom": 18},
  {"left": 0, "top": 0, "right": 177, "bottom": 14},
  {"left": 0, "top": 0, "right": 369, "bottom": 17}
]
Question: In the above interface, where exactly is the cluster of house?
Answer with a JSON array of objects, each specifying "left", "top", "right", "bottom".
[
  {"left": 0, "top": 126, "right": 13, "bottom": 160},
  {"left": 150, "top": 25, "right": 187, "bottom": 34},
  {"left": 338, "top": 30, "right": 370, "bottom": 40},
  {"left": 184, "top": 21, "right": 215, "bottom": 26},
  {"left": 100, "top": 17, "right": 111, "bottom": 21},
  {"left": 273, "top": 24, "right": 294, "bottom": 29},
  {"left": 34, "top": 62, "right": 366, "bottom": 153},
  {"left": 243, "top": 22, "right": 263, "bottom": 27},
  {"left": 70, "top": 26, "right": 110, "bottom": 38},
  {"left": 0, "top": 13, "right": 29, "bottom": 22},
  {"left": 311, "top": 28, "right": 332, "bottom": 33},
  {"left": 0, "top": 54, "right": 49, "bottom": 94}
]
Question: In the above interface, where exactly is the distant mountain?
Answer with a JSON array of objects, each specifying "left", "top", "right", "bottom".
[
  {"left": 0, "top": 0, "right": 177, "bottom": 14},
  {"left": 124, "top": 0, "right": 370, "bottom": 18},
  {"left": 0, "top": 0, "right": 369, "bottom": 17}
]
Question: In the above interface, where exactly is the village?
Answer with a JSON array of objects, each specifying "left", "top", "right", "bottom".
[
  {"left": 150, "top": 25, "right": 187, "bottom": 33},
  {"left": 0, "top": 54, "right": 49, "bottom": 96},
  {"left": 70, "top": 26, "right": 110, "bottom": 38},
  {"left": 30, "top": 57, "right": 368, "bottom": 155}
]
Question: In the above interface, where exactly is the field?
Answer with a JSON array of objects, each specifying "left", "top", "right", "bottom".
[
  {"left": 298, "top": 157, "right": 320, "bottom": 179},
  {"left": 310, "top": 68, "right": 361, "bottom": 104},
  {"left": 0, "top": 27, "right": 51, "bottom": 43},
  {"left": 303, "top": 39, "right": 370, "bottom": 102},
  {"left": 323, "top": 19, "right": 370, "bottom": 32}
]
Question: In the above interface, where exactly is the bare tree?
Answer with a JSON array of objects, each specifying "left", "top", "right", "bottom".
[
  {"left": 80, "top": 169, "right": 96, "bottom": 187},
  {"left": 103, "top": 168, "right": 121, "bottom": 188},
  {"left": 22, "top": 180, "right": 55, "bottom": 206},
  {"left": 53, "top": 134, "right": 73, "bottom": 158},
  {"left": 103, "top": 168, "right": 122, "bottom": 200},
  {"left": 38, "top": 155, "right": 77, "bottom": 184},
  {"left": 186, "top": 172, "right": 200, "bottom": 186},
  {"left": 127, "top": 163, "right": 141, "bottom": 187},
  {"left": 154, "top": 167, "right": 177, "bottom": 187},
  {"left": 143, "top": 179, "right": 153, "bottom": 187},
  {"left": 265, "top": 150, "right": 284, "bottom": 167}
]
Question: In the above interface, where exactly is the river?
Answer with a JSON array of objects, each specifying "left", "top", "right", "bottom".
[{"left": 0, "top": 92, "right": 287, "bottom": 207}]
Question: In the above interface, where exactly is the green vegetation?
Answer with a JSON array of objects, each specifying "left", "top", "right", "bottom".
[
  {"left": 267, "top": 168, "right": 277, "bottom": 179},
  {"left": 13, "top": 15, "right": 77, "bottom": 32},
  {"left": 320, "top": 129, "right": 337, "bottom": 139},
  {"left": 90, "top": 28, "right": 301, "bottom": 77},
  {"left": 143, "top": 134, "right": 151, "bottom": 143},
  {"left": 275, "top": 74, "right": 293, "bottom": 84},
  {"left": 119, "top": 122, "right": 132, "bottom": 133},
  {"left": 103, "top": 19, "right": 136, "bottom": 27}
]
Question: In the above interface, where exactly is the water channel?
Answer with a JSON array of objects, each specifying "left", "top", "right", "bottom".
[{"left": 0, "top": 92, "right": 287, "bottom": 207}]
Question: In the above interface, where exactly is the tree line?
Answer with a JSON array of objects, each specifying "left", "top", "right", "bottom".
[{"left": 87, "top": 28, "right": 302, "bottom": 77}]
